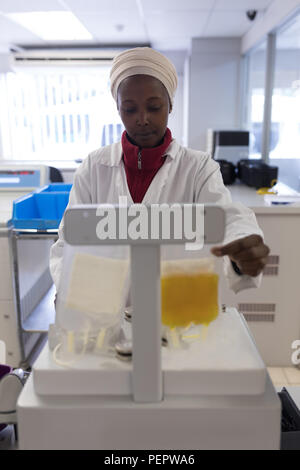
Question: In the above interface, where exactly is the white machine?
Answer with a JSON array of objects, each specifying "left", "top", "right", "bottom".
[
  {"left": 0, "top": 163, "right": 54, "bottom": 368},
  {"left": 17, "top": 204, "right": 281, "bottom": 450},
  {"left": 207, "top": 129, "right": 249, "bottom": 164}
]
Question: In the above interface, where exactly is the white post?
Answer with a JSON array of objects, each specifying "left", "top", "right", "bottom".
[
  {"left": 131, "top": 244, "right": 162, "bottom": 403},
  {"left": 261, "top": 33, "right": 277, "bottom": 163}
]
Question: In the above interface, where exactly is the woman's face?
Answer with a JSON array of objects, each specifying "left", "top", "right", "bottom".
[{"left": 117, "top": 74, "right": 171, "bottom": 148}]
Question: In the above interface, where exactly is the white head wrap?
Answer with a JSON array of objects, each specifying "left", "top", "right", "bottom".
[{"left": 110, "top": 47, "right": 178, "bottom": 106}]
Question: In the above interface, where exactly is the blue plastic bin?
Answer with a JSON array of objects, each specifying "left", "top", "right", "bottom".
[
  {"left": 12, "top": 183, "right": 72, "bottom": 230},
  {"left": 37, "top": 183, "right": 73, "bottom": 194}
]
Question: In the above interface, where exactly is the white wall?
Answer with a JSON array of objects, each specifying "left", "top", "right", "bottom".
[
  {"left": 167, "top": 74, "right": 183, "bottom": 144},
  {"left": 185, "top": 38, "right": 242, "bottom": 152},
  {"left": 182, "top": 53, "right": 190, "bottom": 148},
  {"left": 160, "top": 50, "right": 186, "bottom": 145}
]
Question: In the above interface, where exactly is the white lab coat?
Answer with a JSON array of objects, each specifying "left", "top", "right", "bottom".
[{"left": 50, "top": 138, "right": 263, "bottom": 293}]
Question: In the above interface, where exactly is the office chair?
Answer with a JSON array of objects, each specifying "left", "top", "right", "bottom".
[{"left": 49, "top": 166, "right": 64, "bottom": 183}]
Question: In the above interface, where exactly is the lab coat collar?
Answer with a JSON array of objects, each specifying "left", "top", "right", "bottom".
[{"left": 101, "top": 138, "right": 180, "bottom": 167}]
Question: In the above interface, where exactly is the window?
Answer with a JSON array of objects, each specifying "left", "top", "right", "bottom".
[
  {"left": 246, "top": 40, "right": 267, "bottom": 158},
  {"left": 269, "top": 17, "right": 300, "bottom": 159},
  {"left": 0, "top": 67, "right": 123, "bottom": 160}
]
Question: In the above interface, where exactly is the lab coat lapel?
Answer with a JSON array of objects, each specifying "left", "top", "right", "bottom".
[
  {"left": 117, "top": 161, "right": 134, "bottom": 204},
  {"left": 115, "top": 139, "right": 178, "bottom": 205},
  {"left": 142, "top": 139, "right": 179, "bottom": 203},
  {"left": 142, "top": 156, "right": 173, "bottom": 204},
  {"left": 117, "top": 155, "right": 172, "bottom": 205}
]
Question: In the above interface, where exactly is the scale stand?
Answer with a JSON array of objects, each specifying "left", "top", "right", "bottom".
[
  {"left": 63, "top": 203, "right": 224, "bottom": 403},
  {"left": 16, "top": 204, "right": 281, "bottom": 450}
]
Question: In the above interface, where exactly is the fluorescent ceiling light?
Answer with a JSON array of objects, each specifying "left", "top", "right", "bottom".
[{"left": 7, "top": 11, "right": 93, "bottom": 41}]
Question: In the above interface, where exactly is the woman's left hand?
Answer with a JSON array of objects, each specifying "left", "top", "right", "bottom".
[{"left": 210, "top": 234, "right": 270, "bottom": 277}]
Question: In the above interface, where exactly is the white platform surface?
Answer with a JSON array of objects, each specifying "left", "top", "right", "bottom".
[
  {"left": 18, "top": 373, "right": 281, "bottom": 450},
  {"left": 33, "top": 308, "right": 266, "bottom": 397}
]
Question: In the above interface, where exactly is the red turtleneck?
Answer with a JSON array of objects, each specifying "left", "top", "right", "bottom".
[{"left": 121, "top": 128, "right": 172, "bottom": 203}]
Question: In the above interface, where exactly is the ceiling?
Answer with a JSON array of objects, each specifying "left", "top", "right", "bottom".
[{"left": 0, "top": 0, "right": 275, "bottom": 52}]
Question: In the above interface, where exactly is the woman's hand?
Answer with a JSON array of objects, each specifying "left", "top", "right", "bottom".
[{"left": 211, "top": 234, "right": 270, "bottom": 277}]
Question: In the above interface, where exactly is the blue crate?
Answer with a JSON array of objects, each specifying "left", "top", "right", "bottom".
[
  {"left": 37, "top": 183, "right": 73, "bottom": 194},
  {"left": 12, "top": 183, "right": 72, "bottom": 230}
]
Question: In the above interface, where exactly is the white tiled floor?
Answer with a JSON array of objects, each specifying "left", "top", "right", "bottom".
[{"left": 267, "top": 367, "right": 300, "bottom": 387}]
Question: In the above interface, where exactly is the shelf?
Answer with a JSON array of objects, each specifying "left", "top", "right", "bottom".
[{"left": 22, "top": 284, "right": 56, "bottom": 333}]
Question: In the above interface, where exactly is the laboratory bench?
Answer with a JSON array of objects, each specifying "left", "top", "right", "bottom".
[
  {"left": 2, "top": 383, "right": 299, "bottom": 450},
  {"left": 228, "top": 180, "right": 300, "bottom": 210},
  {"left": 219, "top": 181, "right": 300, "bottom": 367}
]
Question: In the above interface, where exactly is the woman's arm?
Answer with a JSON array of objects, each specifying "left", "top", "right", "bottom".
[{"left": 194, "top": 156, "right": 268, "bottom": 293}]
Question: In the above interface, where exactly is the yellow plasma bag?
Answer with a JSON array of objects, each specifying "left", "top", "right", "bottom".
[{"left": 161, "top": 258, "right": 219, "bottom": 329}]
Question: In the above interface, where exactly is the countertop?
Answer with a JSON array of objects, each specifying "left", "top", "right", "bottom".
[{"left": 228, "top": 181, "right": 300, "bottom": 213}]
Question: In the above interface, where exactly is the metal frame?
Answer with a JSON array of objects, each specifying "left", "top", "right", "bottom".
[
  {"left": 261, "top": 33, "right": 277, "bottom": 164},
  {"left": 9, "top": 229, "right": 57, "bottom": 368},
  {"left": 237, "top": 53, "right": 250, "bottom": 130}
]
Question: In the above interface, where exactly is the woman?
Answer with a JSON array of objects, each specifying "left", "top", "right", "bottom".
[{"left": 50, "top": 47, "right": 269, "bottom": 294}]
